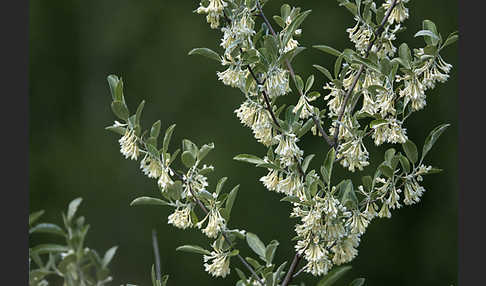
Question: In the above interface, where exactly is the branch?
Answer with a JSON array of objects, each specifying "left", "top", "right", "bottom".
[
  {"left": 281, "top": 252, "right": 302, "bottom": 286},
  {"left": 152, "top": 229, "right": 162, "bottom": 282},
  {"left": 256, "top": 0, "right": 333, "bottom": 147},
  {"left": 332, "top": 0, "right": 398, "bottom": 149}
]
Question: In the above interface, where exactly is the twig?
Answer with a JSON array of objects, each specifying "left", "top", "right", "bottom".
[
  {"left": 281, "top": 252, "right": 302, "bottom": 286},
  {"left": 332, "top": 0, "right": 398, "bottom": 149},
  {"left": 152, "top": 229, "right": 162, "bottom": 282},
  {"left": 256, "top": 1, "right": 333, "bottom": 147}
]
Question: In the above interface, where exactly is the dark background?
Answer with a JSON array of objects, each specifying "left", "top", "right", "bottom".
[{"left": 29, "top": 0, "right": 458, "bottom": 285}]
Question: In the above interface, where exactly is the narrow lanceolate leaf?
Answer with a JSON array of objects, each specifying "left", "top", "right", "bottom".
[
  {"left": 349, "top": 278, "right": 366, "bottom": 286},
  {"left": 151, "top": 120, "right": 162, "bottom": 139},
  {"left": 246, "top": 232, "right": 266, "bottom": 259},
  {"left": 107, "top": 75, "right": 120, "bottom": 101},
  {"left": 29, "top": 223, "right": 66, "bottom": 237},
  {"left": 31, "top": 244, "right": 70, "bottom": 255},
  {"left": 313, "top": 64, "right": 333, "bottom": 81},
  {"left": 176, "top": 245, "right": 211, "bottom": 255},
  {"left": 67, "top": 197, "right": 83, "bottom": 222},
  {"left": 233, "top": 154, "right": 266, "bottom": 165},
  {"left": 162, "top": 124, "right": 176, "bottom": 154},
  {"left": 111, "top": 101, "right": 130, "bottom": 121},
  {"left": 402, "top": 139, "right": 418, "bottom": 164},
  {"left": 224, "top": 185, "right": 239, "bottom": 220},
  {"left": 130, "top": 196, "right": 171, "bottom": 207},
  {"left": 102, "top": 246, "right": 118, "bottom": 268},
  {"left": 313, "top": 45, "right": 341, "bottom": 57},
  {"left": 188, "top": 48, "right": 221, "bottom": 62},
  {"left": 317, "top": 265, "right": 352, "bottom": 286},
  {"left": 422, "top": 123, "right": 450, "bottom": 161},
  {"left": 29, "top": 210, "right": 45, "bottom": 226},
  {"left": 442, "top": 31, "right": 459, "bottom": 49},
  {"left": 414, "top": 30, "right": 440, "bottom": 41},
  {"left": 322, "top": 148, "right": 336, "bottom": 185}
]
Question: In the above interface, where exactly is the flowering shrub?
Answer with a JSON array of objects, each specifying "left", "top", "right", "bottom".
[{"left": 29, "top": 0, "right": 457, "bottom": 285}]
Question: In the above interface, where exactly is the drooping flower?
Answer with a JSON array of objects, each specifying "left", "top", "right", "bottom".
[
  {"left": 293, "top": 96, "right": 314, "bottom": 119},
  {"left": 274, "top": 133, "right": 303, "bottom": 166},
  {"left": 264, "top": 67, "right": 291, "bottom": 99},
  {"left": 383, "top": 0, "right": 409, "bottom": 25},
  {"left": 203, "top": 244, "right": 231, "bottom": 278},
  {"left": 158, "top": 167, "right": 174, "bottom": 190},
  {"left": 397, "top": 73, "right": 426, "bottom": 111},
  {"left": 197, "top": 207, "right": 225, "bottom": 238},
  {"left": 234, "top": 100, "right": 258, "bottom": 128},
  {"left": 196, "top": 0, "right": 227, "bottom": 29},
  {"left": 347, "top": 17, "right": 373, "bottom": 54},
  {"left": 217, "top": 65, "right": 247, "bottom": 88},
  {"left": 140, "top": 155, "right": 162, "bottom": 178},
  {"left": 371, "top": 118, "right": 407, "bottom": 145},
  {"left": 346, "top": 211, "right": 370, "bottom": 235},
  {"left": 260, "top": 169, "right": 281, "bottom": 191},
  {"left": 168, "top": 205, "right": 193, "bottom": 229},
  {"left": 119, "top": 128, "right": 139, "bottom": 160},
  {"left": 330, "top": 234, "right": 360, "bottom": 265},
  {"left": 337, "top": 136, "right": 370, "bottom": 172}
]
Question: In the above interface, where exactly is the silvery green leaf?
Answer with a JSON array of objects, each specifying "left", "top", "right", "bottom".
[
  {"left": 384, "top": 148, "right": 396, "bottom": 163},
  {"left": 130, "top": 197, "right": 171, "bottom": 207},
  {"left": 264, "top": 240, "right": 279, "bottom": 265},
  {"left": 233, "top": 154, "right": 266, "bottom": 165},
  {"left": 317, "top": 265, "right": 352, "bottom": 286},
  {"left": 162, "top": 124, "right": 176, "bottom": 154},
  {"left": 273, "top": 15, "right": 285, "bottom": 28},
  {"left": 379, "top": 163, "right": 394, "bottom": 178},
  {"left": 422, "top": 19, "right": 440, "bottom": 46},
  {"left": 322, "top": 148, "right": 336, "bottom": 185},
  {"left": 181, "top": 150, "right": 196, "bottom": 168},
  {"left": 281, "top": 4, "right": 291, "bottom": 20},
  {"left": 422, "top": 123, "right": 450, "bottom": 161},
  {"left": 223, "top": 185, "right": 239, "bottom": 221},
  {"left": 107, "top": 74, "right": 119, "bottom": 101},
  {"left": 105, "top": 125, "right": 126, "bottom": 135},
  {"left": 302, "top": 154, "right": 315, "bottom": 173},
  {"left": 349, "top": 278, "right": 365, "bottom": 286},
  {"left": 414, "top": 30, "right": 440, "bottom": 41},
  {"left": 442, "top": 31, "right": 459, "bottom": 49},
  {"left": 369, "top": 119, "right": 387, "bottom": 128},
  {"left": 111, "top": 101, "right": 129, "bottom": 121},
  {"left": 31, "top": 244, "right": 69, "bottom": 255},
  {"left": 135, "top": 100, "right": 145, "bottom": 126},
  {"left": 29, "top": 223, "right": 66, "bottom": 237},
  {"left": 198, "top": 142, "right": 214, "bottom": 162},
  {"left": 102, "top": 246, "right": 118, "bottom": 268},
  {"left": 176, "top": 245, "right": 211, "bottom": 255},
  {"left": 399, "top": 154, "right": 410, "bottom": 173},
  {"left": 235, "top": 268, "right": 248, "bottom": 282},
  {"left": 29, "top": 210, "right": 45, "bottom": 226},
  {"left": 362, "top": 176, "right": 372, "bottom": 192},
  {"left": 67, "top": 197, "right": 83, "bottom": 222},
  {"left": 150, "top": 120, "right": 161, "bottom": 139},
  {"left": 313, "top": 45, "right": 341, "bottom": 57},
  {"left": 188, "top": 48, "right": 221, "bottom": 62},
  {"left": 246, "top": 232, "right": 266, "bottom": 259},
  {"left": 305, "top": 75, "right": 315, "bottom": 94},
  {"left": 313, "top": 65, "right": 333, "bottom": 81},
  {"left": 402, "top": 139, "right": 418, "bottom": 164},
  {"left": 398, "top": 43, "right": 412, "bottom": 69}
]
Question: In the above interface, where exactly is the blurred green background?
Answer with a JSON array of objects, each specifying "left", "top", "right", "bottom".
[{"left": 29, "top": 0, "right": 458, "bottom": 285}]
